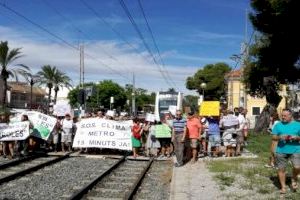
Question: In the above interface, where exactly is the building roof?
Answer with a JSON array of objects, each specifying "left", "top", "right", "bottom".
[
  {"left": 8, "top": 82, "right": 46, "bottom": 96},
  {"left": 225, "top": 69, "right": 242, "bottom": 80}
]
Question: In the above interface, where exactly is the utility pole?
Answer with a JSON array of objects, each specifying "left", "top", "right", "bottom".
[
  {"left": 80, "top": 44, "right": 85, "bottom": 88},
  {"left": 132, "top": 73, "right": 136, "bottom": 117},
  {"left": 79, "top": 44, "right": 85, "bottom": 116}
]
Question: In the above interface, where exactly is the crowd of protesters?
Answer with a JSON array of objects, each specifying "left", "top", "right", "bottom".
[
  {"left": 0, "top": 113, "right": 38, "bottom": 159},
  {"left": 130, "top": 106, "right": 250, "bottom": 167},
  {"left": 1, "top": 107, "right": 250, "bottom": 165}
]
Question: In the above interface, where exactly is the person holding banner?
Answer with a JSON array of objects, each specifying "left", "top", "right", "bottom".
[
  {"left": 207, "top": 116, "right": 221, "bottom": 157},
  {"left": 145, "top": 121, "right": 161, "bottom": 157},
  {"left": 156, "top": 119, "right": 172, "bottom": 159},
  {"left": 0, "top": 113, "right": 15, "bottom": 159},
  {"left": 0, "top": 113, "right": 9, "bottom": 158},
  {"left": 131, "top": 118, "right": 142, "bottom": 158},
  {"left": 61, "top": 114, "right": 74, "bottom": 152},
  {"left": 51, "top": 117, "right": 62, "bottom": 152},
  {"left": 19, "top": 114, "right": 33, "bottom": 156}
]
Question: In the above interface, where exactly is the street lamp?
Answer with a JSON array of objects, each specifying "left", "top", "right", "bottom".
[
  {"left": 200, "top": 82, "right": 207, "bottom": 100},
  {"left": 110, "top": 96, "right": 114, "bottom": 110}
]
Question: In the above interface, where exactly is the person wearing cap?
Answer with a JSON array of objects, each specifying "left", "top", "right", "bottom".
[{"left": 186, "top": 111, "right": 202, "bottom": 163}]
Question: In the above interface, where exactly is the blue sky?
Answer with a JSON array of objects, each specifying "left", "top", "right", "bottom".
[{"left": 0, "top": 0, "right": 252, "bottom": 96}]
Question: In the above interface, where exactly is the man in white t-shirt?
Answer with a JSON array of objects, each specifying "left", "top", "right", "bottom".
[
  {"left": 220, "top": 111, "right": 239, "bottom": 157},
  {"left": 61, "top": 114, "right": 74, "bottom": 152}
]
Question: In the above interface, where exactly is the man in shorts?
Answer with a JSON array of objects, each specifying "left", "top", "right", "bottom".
[
  {"left": 272, "top": 109, "right": 300, "bottom": 194},
  {"left": 186, "top": 111, "right": 202, "bottom": 163}
]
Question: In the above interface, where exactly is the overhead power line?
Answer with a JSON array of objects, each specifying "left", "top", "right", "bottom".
[
  {"left": 0, "top": 2, "right": 78, "bottom": 51},
  {"left": 80, "top": 0, "right": 177, "bottom": 89},
  {"left": 118, "top": 0, "right": 173, "bottom": 88},
  {"left": 136, "top": 0, "right": 178, "bottom": 90},
  {"left": 41, "top": 0, "right": 118, "bottom": 62}
]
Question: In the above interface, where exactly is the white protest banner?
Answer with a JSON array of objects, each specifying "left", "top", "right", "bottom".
[
  {"left": 168, "top": 105, "right": 177, "bottom": 116},
  {"left": 106, "top": 110, "right": 115, "bottom": 117},
  {"left": 21, "top": 111, "right": 57, "bottom": 141},
  {"left": 145, "top": 113, "right": 155, "bottom": 122},
  {"left": 53, "top": 100, "right": 71, "bottom": 117},
  {"left": 73, "top": 118, "right": 133, "bottom": 151},
  {"left": 0, "top": 121, "right": 30, "bottom": 141}
]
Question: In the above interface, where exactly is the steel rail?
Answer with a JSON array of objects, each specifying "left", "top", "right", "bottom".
[
  {"left": 0, "top": 153, "right": 70, "bottom": 185},
  {"left": 0, "top": 153, "right": 46, "bottom": 170},
  {"left": 69, "top": 156, "right": 126, "bottom": 200},
  {"left": 124, "top": 158, "right": 154, "bottom": 200}
]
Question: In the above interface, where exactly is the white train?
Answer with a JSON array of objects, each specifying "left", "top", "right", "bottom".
[{"left": 154, "top": 91, "right": 183, "bottom": 121}]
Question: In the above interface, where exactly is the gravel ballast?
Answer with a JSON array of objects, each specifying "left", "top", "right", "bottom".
[
  {"left": 134, "top": 160, "right": 173, "bottom": 200},
  {"left": 0, "top": 157, "right": 118, "bottom": 200}
]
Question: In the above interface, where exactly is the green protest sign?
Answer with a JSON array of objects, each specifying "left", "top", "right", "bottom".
[
  {"left": 155, "top": 124, "right": 171, "bottom": 138},
  {"left": 22, "top": 111, "right": 57, "bottom": 141}
]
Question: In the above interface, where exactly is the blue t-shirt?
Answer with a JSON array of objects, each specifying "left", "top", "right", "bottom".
[
  {"left": 207, "top": 118, "right": 220, "bottom": 136},
  {"left": 272, "top": 120, "right": 300, "bottom": 154}
]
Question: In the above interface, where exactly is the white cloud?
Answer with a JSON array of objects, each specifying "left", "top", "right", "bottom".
[
  {"left": 192, "top": 30, "right": 243, "bottom": 40},
  {"left": 0, "top": 26, "right": 200, "bottom": 96},
  {"left": 165, "top": 50, "right": 233, "bottom": 64}
]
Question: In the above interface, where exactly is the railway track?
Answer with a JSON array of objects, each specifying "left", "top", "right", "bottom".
[
  {"left": 0, "top": 155, "right": 159, "bottom": 200},
  {"left": 0, "top": 154, "right": 41, "bottom": 170},
  {"left": 70, "top": 158, "right": 154, "bottom": 200},
  {"left": 0, "top": 155, "right": 122, "bottom": 200},
  {"left": 0, "top": 154, "right": 69, "bottom": 184}
]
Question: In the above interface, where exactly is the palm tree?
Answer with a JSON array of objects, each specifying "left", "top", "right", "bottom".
[
  {"left": 53, "top": 70, "right": 72, "bottom": 104},
  {"left": 0, "top": 41, "right": 30, "bottom": 108},
  {"left": 36, "top": 65, "right": 57, "bottom": 111}
]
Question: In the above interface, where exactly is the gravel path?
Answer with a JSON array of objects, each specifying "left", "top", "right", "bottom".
[
  {"left": 170, "top": 161, "right": 222, "bottom": 200},
  {"left": 0, "top": 157, "right": 118, "bottom": 200}
]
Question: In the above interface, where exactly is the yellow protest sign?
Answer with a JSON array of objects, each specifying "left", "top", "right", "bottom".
[{"left": 199, "top": 101, "right": 220, "bottom": 116}]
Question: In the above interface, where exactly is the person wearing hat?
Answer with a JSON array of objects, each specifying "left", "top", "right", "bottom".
[{"left": 186, "top": 111, "right": 202, "bottom": 163}]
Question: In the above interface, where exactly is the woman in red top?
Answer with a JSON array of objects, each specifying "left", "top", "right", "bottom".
[{"left": 131, "top": 118, "right": 142, "bottom": 158}]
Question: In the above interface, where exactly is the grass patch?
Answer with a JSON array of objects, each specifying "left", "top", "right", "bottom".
[
  {"left": 207, "top": 131, "right": 285, "bottom": 198},
  {"left": 215, "top": 173, "right": 235, "bottom": 186},
  {"left": 257, "top": 186, "right": 271, "bottom": 194},
  {"left": 208, "top": 158, "right": 243, "bottom": 173},
  {"left": 247, "top": 132, "right": 272, "bottom": 159}
]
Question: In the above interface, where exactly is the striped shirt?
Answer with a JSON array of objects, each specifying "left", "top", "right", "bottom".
[{"left": 173, "top": 118, "right": 186, "bottom": 134}]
